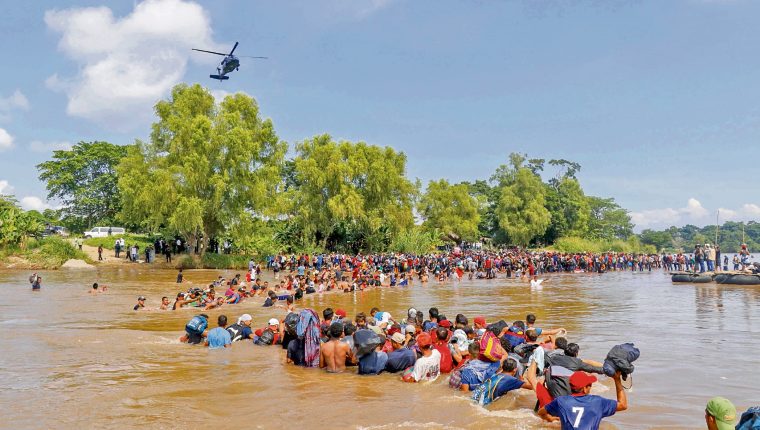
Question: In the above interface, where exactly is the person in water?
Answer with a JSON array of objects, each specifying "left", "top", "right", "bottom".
[
  {"left": 402, "top": 332, "right": 441, "bottom": 383},
  {"left": 319, "top": 322, "right": 351, "bottom": 373},
  {"left": 133, "top": 296, "right": 146, "bottom": 310},
  {"left": 90, "top": 283, "right": 107, "bottom": 294},
  {"left": 705, "top": 397, "right": 737, "bottom": 430},
  {"left": 537, "top": 371, "right": 627, "bottom": 429},
  {"left": 30, "top": 274, "right": 42, "bottom": 291},
  {"left": 472, "top": 360, "right": 535, "bottom": 406},
  {"left": 176, "top": 269, "right": 184, "bottom": 283},
  {"left": 159, "top": 296, "right": 170, "bottom": 310},
  {"left": 205, "top": 315, "right": 232, "bottom": 349}
]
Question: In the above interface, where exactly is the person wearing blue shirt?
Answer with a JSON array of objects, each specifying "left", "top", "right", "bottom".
[
  {"left": 473, "top": 360, "right": 534, "bottom": 406},
  {"left": 205, "top": 315, "right": 232, "bottom": 349},
  {"left": 385, "top": 332, "right": 416, "bottom": 372},
  {"left": 538, "top": 371, "right": 628, "bottom": 430}
]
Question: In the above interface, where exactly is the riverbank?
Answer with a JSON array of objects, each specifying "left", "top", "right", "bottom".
[{"left": 0, "top": 237, "right": 93, "bottom": 270}]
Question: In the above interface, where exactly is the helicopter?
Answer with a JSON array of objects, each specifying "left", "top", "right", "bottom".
[{"left": 191, "top": 42, "right": 267, "bottom": 81}]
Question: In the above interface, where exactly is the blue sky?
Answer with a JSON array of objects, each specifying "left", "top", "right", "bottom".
[{"left": 1, "top": 0, "right": 759, "bottom": 230}]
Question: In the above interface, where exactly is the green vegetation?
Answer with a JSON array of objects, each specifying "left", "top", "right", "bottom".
[
  {"left": 550, "top": 236, "right": 656, "bottom": 254},
  {"left": 640, "top": 221, "right": 760, "bottom": 253},
  {"left": 23, "top": 83, "right": 660, "bottom": 256},
  {"left": 117, "top": 85, "right": 286, "bottom": 254},
  {"left": 418, "top": 179, "right": 480, "bottom": 242},
  {"left": 37, "top": 141, "right": 129, "bottom": 232},
  {"left": 0, "top": 236, "right": 91, "bottom": 269},
  {"left": 0, "top": 196, "right": 44, "bottom": 248}
]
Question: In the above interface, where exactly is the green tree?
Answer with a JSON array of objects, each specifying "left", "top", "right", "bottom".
[
  {"left": 418, "top": 179, "right": 480, "bottom": 243},
  {"left": 117, "top": 84, "right": 286, "bottom": 253},
  {"left": 495, "top": 168, "right": 551, "bottom": 246},
  {"left": 0, "top": 196, "right": 44, "bottom": 248},
  {"left": 292, "top": 134, "right": 415, "bottom": 251},
  {"left": 37, "top": 141, "right": 129, "bottom": 229},
  {"left": 587, "top": 196, "right": 633, "bottom": 240}
]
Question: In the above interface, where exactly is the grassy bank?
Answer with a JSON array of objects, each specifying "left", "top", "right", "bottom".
[
  {"left": 0, "top": 237, "right": 93, "bottom": 269},
  {"left": 548, "top": 236, "right": 657, "bottom": 254}
]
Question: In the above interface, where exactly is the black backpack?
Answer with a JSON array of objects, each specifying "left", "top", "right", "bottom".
[
  {"left": 256, "top": 328, "right": 275, "bottom": 345},
  {"left": 226, "top": 323, "right": 245, "bottom": 342}
]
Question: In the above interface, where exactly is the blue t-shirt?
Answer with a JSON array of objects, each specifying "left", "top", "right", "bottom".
[
  {"left": 207, "top": 327, "right": 232, "bottom": 349},
  {"left": 544, "top": 395, "right": 617, "bottom": 430},
  {"left": 385, "top": 347, "right": 416, "bottom": 372},
  {"left": 472, "top": 374, "right": 524, "bottom": 406},
  {"left": 358, "top": 351, "right": 388, "bottom": 375}
]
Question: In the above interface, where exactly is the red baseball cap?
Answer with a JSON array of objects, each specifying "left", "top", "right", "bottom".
[
  {"left": 387, "top": 326, "right": 401, "bottom": 337},
  {"left": 335, "top": 309, "right": 347, "bottom": 318},
  {"left": 439, "top": 320, "right": 452, "bottom": 328},
  {"left": 474, "top": 316, "right": 486, "bottom": 326},
  {"left": 416, "top": 332, "right": 432, "bottom": 348},
  {"left": 569, "top": 371, "right": 597, "bottom": 391}
]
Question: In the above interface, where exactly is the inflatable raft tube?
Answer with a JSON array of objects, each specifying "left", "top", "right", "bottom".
[
  {"left": 716, "top": 273, "right": 760, "bottom": 285},
  {"left": 671, "top": 272, "right": 713, "bottom": 283}
]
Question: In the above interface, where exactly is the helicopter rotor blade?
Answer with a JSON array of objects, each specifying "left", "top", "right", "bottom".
[
  {"left": 239, "top": 56, "right": 268, "bottom": 59},
  {"left": 192, "top": 48, "right": 227, "bottom": 56},
  {"left": 228, "top": 42, "right": 239, "bottom": 56}
]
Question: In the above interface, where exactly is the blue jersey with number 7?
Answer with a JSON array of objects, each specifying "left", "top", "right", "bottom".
[{"left": 544, "top": 395, "right": 617, "bottom": 430}]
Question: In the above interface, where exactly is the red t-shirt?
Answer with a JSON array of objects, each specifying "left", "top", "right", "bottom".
[{"left": 433, "top": 341, "right": 453, "bottom": 373}]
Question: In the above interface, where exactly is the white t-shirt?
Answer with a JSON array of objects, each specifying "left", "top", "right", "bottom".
[
  {"left": 530, "top": 279, "right": 544, "bottom": 288},
  {"left": 412, "top": 349, "right": 441, "bottom": 382}
]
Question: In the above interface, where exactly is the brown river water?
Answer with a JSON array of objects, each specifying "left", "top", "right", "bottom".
[{"left": 0, "top": 267, "right": 758, "bottom": 429}]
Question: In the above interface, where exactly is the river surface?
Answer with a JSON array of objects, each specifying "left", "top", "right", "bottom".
[{"left": 0, "top": 267, "right": 757, "bottom": 429}]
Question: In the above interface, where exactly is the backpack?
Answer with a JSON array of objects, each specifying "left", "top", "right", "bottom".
[
  {"left": 185, "top": 315, "right": 208, "bottom": 335},
  {"left": 284, "top": 312, "right": 299, "bottom": 335},
  {"left": 29, "top": 274, "right": 37, "bottom": 284},
  {"left": 226, "top": 323, "right": 245, "bottom": 342},
  {"left": 544, "top": 365, "right": 573, "bottom": 398},
  {"left": 255, "top": 328, "right": 275, "bottom": 345},
  {"left": 448, "top": 368, "right": 463, "bottom": 389},
  {"left": 737, "top": 407, "right": 760, "bottom": 430},
  {"left": 478, "top": 331, "right": 503, "bottom": 362},
  {"left": 472, "top": 374, "right": 505, "bottom": 406}
]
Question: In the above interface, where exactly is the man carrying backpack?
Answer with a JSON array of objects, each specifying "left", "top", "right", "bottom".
[
  {"left": 537, "top": 370, "right": 627, "bottom": 430},
  {"left": 180, "top": 314, "right": 209, "bottom": 345}
]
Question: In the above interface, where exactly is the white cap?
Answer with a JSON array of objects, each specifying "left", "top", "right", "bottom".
[
  {"left": 268, "top": 318, "right": 279, "bottom": 326},
  {"left": 238, "top": 314, "right": 252, "bottom": 324}
]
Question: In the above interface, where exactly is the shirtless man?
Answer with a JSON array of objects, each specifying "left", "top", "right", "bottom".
[
  {"left": 89, "top": 283, "right": 107, "bottom": 294},
  {"left": 159, "top": 296, "right": 170, "bottom": 310},
  {"left": 319, "top": 323, "right": 351, "bottom": 373}
]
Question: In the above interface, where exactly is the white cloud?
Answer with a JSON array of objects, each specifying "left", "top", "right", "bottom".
[
  {"left": 20, "top": 196, "right": 50, "bottom": 211},
  {"left": 45, "top": 0, "right": 223, "bottom": 131},
  {"left": 633, "top": 198, "right": 760, "bottom": 230},
  {"left": 0, "top": 128, "right": 14, "bottom": 151},
  {"left": 0, "top": 179, "right": 14, "bottom": 195},
  {"left": 29, "top": 140, "right": 72, "bottom": 153},
  {"left": 0, "top": 89, "right": 30, "bottom": 120}
]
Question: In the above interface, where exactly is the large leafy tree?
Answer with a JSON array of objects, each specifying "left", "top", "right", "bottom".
[
  {"left": 37, "top": 141, "right": 128, "bottom": 229},
  {"left": 292, "top": 134, "right": 415, "bottom": 252},
  {"left": 117, "top": 84, "right": 286, "bottom": 253},
  {"left": 544, "top": 178, "right": 591, "bottom": 242},
  {"left": 586, "top": 196, "right": 633, "bottom": 240},
  {"left": 418, "top": 179, "right": 480, "bottom": 243},
  {"left": 495, "top": 167, "right": 551, "bottom": 246}
]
